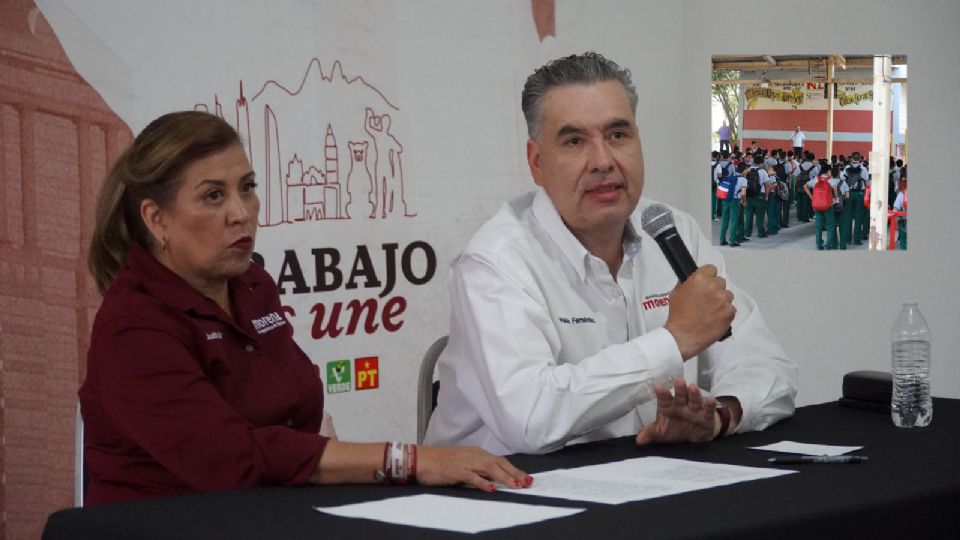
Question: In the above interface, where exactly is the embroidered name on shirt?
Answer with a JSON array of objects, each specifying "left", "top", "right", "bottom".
[
  {"left": 251, "top": 312, "right": 288, "bottom": 335},
  {"left": 558, "top": 316, "right": 596, "bottom": 324},
  {"left": 206, "top": 331, "right": 223, "bottom": 341},
  {"left": 642, "top": 295, "right": 670, "bottom": 311}
]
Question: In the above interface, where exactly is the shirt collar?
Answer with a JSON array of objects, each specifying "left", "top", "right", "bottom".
[
  {"left": 122, "top": 243, "right": 268, "bottom": 321},
  {"left": 530, "top": 188, "right": 643, "bottom": 282}
]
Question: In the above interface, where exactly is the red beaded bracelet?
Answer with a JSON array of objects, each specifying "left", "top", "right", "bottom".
[{"left": 374, "top": 442, "right": 417, "bottom": 485}]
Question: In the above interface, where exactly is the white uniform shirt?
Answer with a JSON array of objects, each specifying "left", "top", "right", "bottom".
[
  {"left": 894, "top": 190, "right": 907, "bottom": 211},
  {"left": 424, "top": 189, "right": 798, "bottom": 455},
  {"left": 733, "top": 174, "right": 748, "bottom": 198},
  {"left": 721, "top": 173, "right": 748, "bottom": 202},
  {"left": 838, "top": 178, "right": 850, "bottom": 199},
  {"left": 791, "top": 131, "right": 806, "bottom": 147}
]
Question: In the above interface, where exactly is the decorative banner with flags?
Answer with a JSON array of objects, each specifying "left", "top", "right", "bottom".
[
  {"left": 741, "top": 81, "right": 884, "bottom": 158},
  {"left": 744, "top": 82, "right": 874, "bottom": 111}
]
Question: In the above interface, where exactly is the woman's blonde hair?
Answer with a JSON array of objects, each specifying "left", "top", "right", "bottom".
[{"left": 88, "top": 111, "right": 241, "bottom": 294}]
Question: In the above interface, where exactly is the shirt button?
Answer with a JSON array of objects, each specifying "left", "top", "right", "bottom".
[
  {"left": 286, "top": 418, "right": 294, "bottom": 427},
  {"left": 245, "top": 344, "right": 255, "bottom": 352}
]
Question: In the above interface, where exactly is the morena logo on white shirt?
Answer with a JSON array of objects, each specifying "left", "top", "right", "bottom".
[{"left": 642, "top": 294, "right": 670, "bottom": 311}]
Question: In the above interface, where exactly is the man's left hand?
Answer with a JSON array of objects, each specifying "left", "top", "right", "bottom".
[{"left": 635, "top": 378, "right": 717, "bottom": 446}]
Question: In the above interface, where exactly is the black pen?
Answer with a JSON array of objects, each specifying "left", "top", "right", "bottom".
[{"left": 768, "top": 455, "right": 868, "bottom": 464}]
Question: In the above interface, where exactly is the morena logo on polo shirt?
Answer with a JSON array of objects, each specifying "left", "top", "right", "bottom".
[{"left": 250, "top": 312, "right": 288, "bottom": 335}]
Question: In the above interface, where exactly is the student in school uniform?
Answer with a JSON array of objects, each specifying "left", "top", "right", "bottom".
[
  {"left": 835, "top": 171, "right": 852, "bottom": 250},
  {"left": 720, "top": 161, "right": 749, "bottom": 247},
  {"left": 805, "top": 165, "right": 840, "bottom": 250}
]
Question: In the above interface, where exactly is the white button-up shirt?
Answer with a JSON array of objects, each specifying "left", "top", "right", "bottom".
[
  {"left": 424, "top": 189, "right": 798, "bottom": 455},
  {"left": 791, "top": 131, "right": 806, "bottom": 147}
]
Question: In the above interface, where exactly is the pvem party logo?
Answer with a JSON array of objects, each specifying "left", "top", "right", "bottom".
[{"left": 326, "top": 360, "right": 352, "bottom": 394}]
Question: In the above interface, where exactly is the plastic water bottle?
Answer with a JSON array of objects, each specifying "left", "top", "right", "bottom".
[{"left": 890, "top": 302, "right": 932, "bottom": 427}]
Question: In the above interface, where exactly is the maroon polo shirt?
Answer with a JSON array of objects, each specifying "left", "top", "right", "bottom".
[{"left": 79, "top": 244, "right": 328, "bottom": 506}]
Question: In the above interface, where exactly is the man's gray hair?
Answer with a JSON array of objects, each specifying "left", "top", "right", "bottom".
[{"left": 521, "top": 52, "right": 638, "bottom": 140}]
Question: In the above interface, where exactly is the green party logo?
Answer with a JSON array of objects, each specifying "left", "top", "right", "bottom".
[{"left": 326, "top": 360, "right": 352, "bottom": 394}]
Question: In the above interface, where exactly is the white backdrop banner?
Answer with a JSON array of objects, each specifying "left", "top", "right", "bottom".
[{"left": 38, "top": 0, "right": 546, "bottom": 441}]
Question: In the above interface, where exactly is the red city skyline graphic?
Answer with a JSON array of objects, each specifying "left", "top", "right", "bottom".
[{"left": 196, "top": 59, "right": 416, "bottom": 226}]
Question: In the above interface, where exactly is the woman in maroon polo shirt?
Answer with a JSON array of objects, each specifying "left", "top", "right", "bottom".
[{"left": 80, "top": 111, "right": 530, "bottom": 506}]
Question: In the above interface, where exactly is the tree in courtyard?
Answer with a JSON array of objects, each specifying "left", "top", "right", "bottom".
[{"left": 712, "top": 69, "right": 740, "bottom": 143}]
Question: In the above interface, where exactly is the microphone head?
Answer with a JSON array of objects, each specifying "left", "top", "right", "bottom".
[{"left": 640, "top": 203, "right": 675, "bottom": 238}]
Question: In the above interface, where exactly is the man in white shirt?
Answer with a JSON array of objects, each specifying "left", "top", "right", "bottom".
[
  {"left": 790, "top": 125, "right": 806, "bottom": 157},
  {"left": 424, "top": 52, "right": 797, "bottom": 455}
]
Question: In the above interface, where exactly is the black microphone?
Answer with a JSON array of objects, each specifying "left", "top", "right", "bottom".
[{"left": 640, "top": 203, "right": 732, "bottom": 341}]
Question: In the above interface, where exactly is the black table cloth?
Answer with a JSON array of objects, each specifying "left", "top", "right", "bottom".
[{"left": 44, "top": 398, "right": 960, "bottom": 539}]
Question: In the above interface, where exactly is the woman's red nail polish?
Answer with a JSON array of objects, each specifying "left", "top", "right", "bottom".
[
  {"left": 524, "top": 476, "right": 534, "bottom": 486},
  {"left": 487, "top": 483, "right": 496, "bottom": 492},
  {"left": 514, "top": 480, "right": 521, "bottom": 488}
]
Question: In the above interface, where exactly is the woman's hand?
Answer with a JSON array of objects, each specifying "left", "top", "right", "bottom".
[{"left": 416, "top": 446, "right": 533, "bottom": 492}]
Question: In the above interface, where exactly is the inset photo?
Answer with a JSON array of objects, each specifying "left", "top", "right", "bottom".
[{"left": 710, "top": 55, "right": 908, "bottom": 251}]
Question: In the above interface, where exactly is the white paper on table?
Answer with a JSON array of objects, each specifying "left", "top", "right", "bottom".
[
  {"left": 749, "top": 441, "right": 863, "bottom": 456},
  {"left": 314, "top": 493, "right": 584, "bottom": 534},
  {"left": 512, "top": 457, "right": 795, "bottom": 505}
]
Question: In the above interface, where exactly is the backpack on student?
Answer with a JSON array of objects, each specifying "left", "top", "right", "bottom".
[
  {"left": 833, "top": 182, "right": 845, "bottom": 212},
  {"left": 778, "top": 179, "right": 790, "bottom": 201},
  {"left": 812, "top": 175, "right": 833, "bottom": 212},
  {"left": 716, "top": 174, "right": 738, "bottom": 201},
  {"left": 845, "top": 164, "right": 864, "bottom": 191},
  {"left": 774, "top": 161, "right": 788, "bottom": 182},
  {"left": 716, "top": 160, "right": 733, "bottom": 180},
  {"left": 799, "top": 162, "right": 816, "bottom": 184},
  {"left": 745, "top": 168, "right": 762, "bottom": 197}
]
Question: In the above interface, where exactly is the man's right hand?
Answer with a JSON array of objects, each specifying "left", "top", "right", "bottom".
[{"left": 663, "top": 265, "right": 735, "bottom": 360}]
